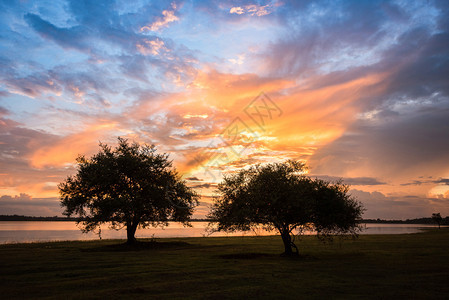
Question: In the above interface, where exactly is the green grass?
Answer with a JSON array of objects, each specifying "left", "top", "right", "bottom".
[{"left": 1, "top": 229, "right": 449, "bottom": 299}]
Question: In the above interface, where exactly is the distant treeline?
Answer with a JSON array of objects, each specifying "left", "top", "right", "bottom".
[
  {"left": 0, "top": 215, "right": 211, "bottom": 222},
  {"left": 0, "top": 215, "right": 79, "bottom": 221},
  {"left": 363, "top": 217, "right": 449, "bottom": 225},
  {"left": 1, "top": 214, "right": 448, "bottom": 224}
]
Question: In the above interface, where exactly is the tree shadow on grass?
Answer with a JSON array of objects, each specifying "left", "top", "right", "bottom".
[
  {"left": 218, "top": 252, "right": 317, "bottom": 260},
  {"left": 218, "top": 252, "right": 275, "bottom": 259},
  {"left": 82, "top": 240, "right": 192, "bottom": 252}
]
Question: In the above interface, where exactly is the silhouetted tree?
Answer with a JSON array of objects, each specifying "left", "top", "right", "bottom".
[
  {"left": 432, "top": 213, "right": 443, "bottom": 229},
  {"left": 59, "top": 138, "right": 199, "bottom": 244},
  {"left": 208, "top": 161, "right": 364, "bottom": 255}
]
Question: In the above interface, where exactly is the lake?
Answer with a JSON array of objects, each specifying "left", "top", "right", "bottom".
[{"left": 0, "top": 221, "right": 442, "bottom": 244}]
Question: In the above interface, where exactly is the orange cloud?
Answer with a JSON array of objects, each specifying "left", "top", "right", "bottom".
[
  {"left": 123, "top": 68, "right": 388, "bottom": 183},
  {"left": 42, "top": 67, "right": 386, "bottom": 191},
  {"left": 269, "top": 72, "right": 388, "bottom": 147},
  {"left": 28, "top": 122, "right": 119, "bottom": 169},
  {"left": 186, "top": 69, "right": 295, "bottom": 112}
]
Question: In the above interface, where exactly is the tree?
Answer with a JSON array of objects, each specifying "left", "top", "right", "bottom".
[
  {"left": 59, "top": 138, "right": 199, "bottom": 244},
  {"left": 208, "top": 161, "right": 364, "bottom": 255},
  {"left": 432, "top": 213, "right": 442, "bottom": 229}
]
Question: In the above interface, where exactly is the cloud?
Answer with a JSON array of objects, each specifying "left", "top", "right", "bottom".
[
  {"left": 309, "top": 106, "right": 449, "bottom": 181},
  {"left": 350, "top": 189, "right": 449, "bottom": 219},
  {"left": 0, "top": 106, "right": 9, "bottom": 117},
  {"left": 2, "top": 68, "right": 63, "bottom": 99},
  {"left": 229, "top": 4, "right": 272, "bottom": 17},
  {"left": 24, "top": 13, "right": 89, "bottom": 52},
  {"left": 185, "top": 176, "right": 202, "bottom": 181},
  {"left": 228, "top": 54, "right": 245, "bottom": 65},
  {"left": 190, "top": 183, "right": 216, "bottom": 189},
  {"left": 191, "top": 200, "right": 212, "bottom": 219},
  {"left": 295, "top": 4, "right": 449, "bottom": 183},
  {"left": 121, "top": 66, "right": 390, "bottom": 182},
  {"left": 0, "top": 194, "right": 62, "bottom": 216},
  {"left": 229, "top": 7, "right": 245, "bottom": 15},
  {"left": 140, "top": 3, "right": 179, "bottom": 32},
  {"left": 400, "top": 180, "right": 430, "bottom": 186},
  {"left": 0, "top": 91, "right": 9, "bottom": 98},
  {"left": 28, "top": 122, "right": 120, "bottom": 168},
  {"left": 0, "top": 113, "right": 75, "bottom": 197},
  {"left": 437, "top": 178, "right": 449, "bottom": 185},
  {"left": 313, "top": 175, "right": 386, "bottom": 186},
  {"left": 136, "top": 38, "right": 167, "bottom": 56},
  {"left": 259, "top": 1, "right": 390, "bottom": 78},
  {"left": 400, "top": 178, "right": 449, "bottom": 186}
]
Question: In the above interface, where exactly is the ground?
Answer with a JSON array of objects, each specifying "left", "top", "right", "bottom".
[{"left": 1, "top": 229, "right": 448, "bottom": 299}]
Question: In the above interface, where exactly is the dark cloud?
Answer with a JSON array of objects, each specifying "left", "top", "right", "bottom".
[
  {"left": 437, "top": 178, "right": 449, "bottom": 185},
  {"left": 0, "top": 116, "right": 57, "bottom": 158},
  {"left": 0, "top": 106, "right": 9, "bottom": 116},
  {"left": 350, "top": 189, "right": 449, "bottom": 219},
  {"left": 0, "top": 194, "right": 62, "bottom": 216},
  {"left": 24, "top": 3, "right": 143, "bottom": 56},
  {"left": 262, "top": 0, "right": 396, "bottom": 78},
  {"left": 190, "top": 183, "right": 216, "bottom": 189},
  {"left": 379, "top": 29, "right": 449, "bottom": 101},
  {"left": 185, "top": 177, "right": 202, "bottom": 181},
  {"left": 24, "top": 13, "right": 90, "bottom": 52},
  {"left": 2, "top": 71, "right": 62, "bottom": 98},
  {"left": 400, "top": 180, "right": 428, "bottom": 186},
  {"left": 313, "top": 175, "right": 386, "bottom": 186},
  {"left": 262, "top": 0, "right": 449, "bottom": 116},
  {"left": 400, "top": 178, "right": 449, "bottom": 186},
  {"left": 310, "top": 106, "right": 449, "bottom": 178}
]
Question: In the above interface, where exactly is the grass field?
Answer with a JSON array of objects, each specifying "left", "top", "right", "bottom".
[{"left": 1, "top": 229, "right": 448, "bottom": 299}]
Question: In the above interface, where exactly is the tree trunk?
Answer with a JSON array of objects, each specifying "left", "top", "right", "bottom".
[
  {"left": 280, "top": 229, "right": 298, "bottom": 256},
  {"left": 126, "top": 222, "right": 138, "bottom": 244},
  {"left": 281, "top": 232, "right": 292, "bottom": 255}
]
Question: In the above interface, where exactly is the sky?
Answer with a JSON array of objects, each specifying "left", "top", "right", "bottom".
[{"left": 1, "top": 0, "right": 449, "bottom": 219}]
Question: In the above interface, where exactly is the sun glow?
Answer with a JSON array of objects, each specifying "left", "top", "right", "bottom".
[{"left": 428, "top": 185, "right": 449, "bottom": 199}]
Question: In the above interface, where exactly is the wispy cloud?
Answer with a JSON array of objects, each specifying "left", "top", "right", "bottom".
[
  {"left": 229, "top": 4, "right": 272, "bottom": 17},
  {"left": 136, "top": 38, "right": 167, "bottom": 56},
  {"left": 140, "top": 3, "right": 179, "bottom": 32}
]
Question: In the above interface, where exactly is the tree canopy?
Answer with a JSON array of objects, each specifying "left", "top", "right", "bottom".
[
  {"left": 208, "top": 161, "right": 364, "bottom": 255},
  {"left": 59, "top": 138, "right": 199, "bottom": 244}
]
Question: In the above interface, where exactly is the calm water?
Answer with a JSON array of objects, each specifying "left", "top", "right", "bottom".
[{"left": 0, "top": 221, "right": 442, "bottom": 244}]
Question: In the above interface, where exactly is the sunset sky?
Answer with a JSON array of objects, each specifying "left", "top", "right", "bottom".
[{"left": 1, "top": 0, "right": 449, "bottom": 219}]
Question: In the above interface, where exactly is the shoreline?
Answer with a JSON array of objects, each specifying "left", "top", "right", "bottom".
[{"left": 1, "top": 224, "right": 443, "bottom": 245}]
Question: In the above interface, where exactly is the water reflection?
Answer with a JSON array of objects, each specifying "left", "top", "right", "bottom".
[{"left": 0, "top": 221, "right": 443, "bottom": 244}]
